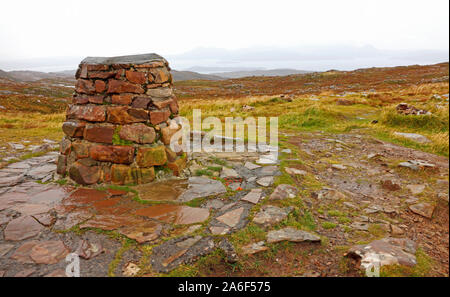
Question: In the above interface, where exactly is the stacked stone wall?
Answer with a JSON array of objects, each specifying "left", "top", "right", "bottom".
[{"left": 57, "top": 54, "right": 186, "bottom": 185}]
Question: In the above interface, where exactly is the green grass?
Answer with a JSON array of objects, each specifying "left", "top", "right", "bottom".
[{"left": 321, "top": 222, "right": 337, "bottom": 229}]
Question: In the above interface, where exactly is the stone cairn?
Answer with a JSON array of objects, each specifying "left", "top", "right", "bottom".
[{"left": 57, "top": 53, "right": 186, "bottom": 185}]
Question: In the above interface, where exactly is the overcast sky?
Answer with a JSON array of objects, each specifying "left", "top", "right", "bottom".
[{"left": 1, "top": 0, "right": 448, "bottom": 71}]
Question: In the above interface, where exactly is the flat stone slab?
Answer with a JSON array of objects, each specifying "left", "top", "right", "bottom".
[
  {"left": 244, "top": 162, "right": 261, "bottom": 170},
  {"left": 267, "top": 227, "right": 321, "bottom": 243},
  {"left": 4, "top": 215, "right": 44, "bottom": 241},
  {"left": 285, "top": 167, "right": 307, "bottom": 176},
  {"left": 346, "top": 237, "right": 417, "bottom": 270},
  {"left": 119, "top": 221, "right": 162, "bottom": 244},
  {"left": 135, "top": 204, "right": 210, "bottom": 225},
  {"left": 151, "top": 236, "right": 216, "bottom": 273},
  {"left": 409, "top": 203, "right": 435, "bottom": 219},
  {"left": 253, "top": 205, "right": 293, "bottom": 227},
  {"left": 81, "top": 53, "right": 165, "bottom": 65},
  {"left": 30, "top": 240, "right": 70, "bottom": 264},
  {"left": 216, "top": 207, "right": 245, "bottom": 228},
  {"left": 178, "top": 177, "right": 227, "bottom": 202},
  {"left": 241, "top": 189, "right": 263, "bottom": 204},
  {"left": 26, "top": 164, "right": 56, "bottom": 180},
  {"left": 269, "top": 184, "right": 298, "bottom": 200},
  {"left": 134, "top": 179, "right": 188, "bottom": 202},
  {"left": 256, "top": 176, "right": 274, "bottom": 187}
]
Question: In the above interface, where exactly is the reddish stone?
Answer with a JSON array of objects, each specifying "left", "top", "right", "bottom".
[
  {"left": 64, "top": 188, "right": 108, "bottom": 205},
  {"left": 119, "top": 123, "right": 156, "bottom": 144},
  {"left": 152, "top": 98, "right": 173, "bottom": 109},
  {"left": 107, "top": 79, "right": 144, "bottom": 94},
  {"left": 88, "top": 95, "right": 104, "bottom": 104},
  {"left": 149, "top": 110, "right": 171, "bottom": 125},
  {"left": 167, "top": 155, "right": 187, "bottom": 176},
  {"left": 72, "top": 95, "right": 89, "bottom": 104},
  {"left": 135, "top": 204, "right": 209, "bottom": 225},
  {"left": 11, "top": 240, "right": 40, "bottom": 263},
  {"left": 79, "top": 214, "right": 142, "bottom": 231},
  {"left": 165, "top": 147, "right": 177, "bottom": 162},
  {"left": 169, "top": 97, "right": 179, "bottom": 114},
  {"left": 94, "top": 80, "right": 106, "bottom": 93},
  {"left": 68, "top": 162, "right": 101, "bottom": 185},
  {"left": 30, "top": 240, "right": 69, "bottom": 264},
  {"left": 71, "top": 142, "right": 90, "bottom": 158},
  {"left": 126, "top": 70, "right": 147, "bottom": 84},
  {"left": 86, "top": 64, "right": 109, "bottom": 71},
  {"left": 88, "top": 71, "right": 116, "bottom": 79},
  {"left": 146, "top": 87, "right": 173, "bottom": 98},
  {"left": 150, "top": 68, "right": 171, "bottom": 83},
  {"left": 62, "top": 120, "right": 86, "bottom": 137},
  {"left": 67, "top": 105, "right": 106, "bottom": 122},
  {"left": 131, "top": 96, "right": 151, "bottom": 109},
  {"left": 107, "top": 106, "right": 147, "bottom": 124},
  {"left": 0, "top": 192, "right": 30, "bottom": 211},
  {"left": 83, "top": 124, "right": 114, "bottom": 144},
  {"left": 90, "top": 145, "right": 134, "bottom": 164},
  {"left": 75, "top": 79, "right": 95, "bottom": 94},
  {"left": 4, "top": 216, "right": 44, "bottom": 241},
  {"left": 111, "top": 93, "right": 133, "bottom": 105},
  {"left": 115, "top": 69, "right": 125, "bottom": 79},
  {"left": 136, "top": 146, "right": 167, "bottom": 167},
  {"left": 135, "top": 61, "right": 165, "bottom": 68},
  {"left": 107, "top": 188, "right": 128, "bottom": 196}
]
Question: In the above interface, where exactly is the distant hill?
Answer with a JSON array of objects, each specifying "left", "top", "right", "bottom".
[
  {"left": 212, "top": 69, "right": 311, "bottom": 79},
  {"left": 0, "top": 69, "right": 74, "bottom": 81},
  {"left": 0, "top": 67, "right": 311, "bottom": 82},
  {"left": 171, "top": 70, "right": 223, "bottom": 81}
]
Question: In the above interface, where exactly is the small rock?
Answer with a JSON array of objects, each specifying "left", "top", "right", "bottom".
[
  {"left": 409, "top": 203, "right": 435, "bottom": 219},
  {"left": 256, "top": 176, "right": 274, "bottom": 187},
  {"left": 390, "top": 224, "right": 404, "bottom": 235},
  {"left": 122, "top": 262, "right": 141, "bottom": 277},
  {"left": 269, "top": 184, "right": 298, "bottom": 200},
  {"left": 241, "top": 188, "right": 263, "bottom": 204},
  {"left": 331, "top": 164, "right": 347, "bottom": 170},
  {"left": 380, "top": 180, "right": 401, "bottom": 191},
  {"left": 406, "top": 184, "right": 425, "bottom": 195},
  {"left": 253, "top": 205, "right": 293, "bottom": 227},
  {"left": 267, "top": 227, "right": 321, "bottom": 243},
  {"left": 244, "top": 162, "right": 261, "bottom": 170},
  {"left": 285, "top": 167, "right": 307, "bottom": 176},
  {"left": 241, "top": 241, "right": 268, "bottom": 255},
  {"left": 346, "top": 237, "right": 417, "bottom": 271}
]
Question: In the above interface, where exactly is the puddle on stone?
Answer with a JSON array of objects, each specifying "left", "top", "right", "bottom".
[
  {"left": 133, "top": 179, "right": 188, "bottom": 202},
  {"left": 135, "top": 204, "right": 209, "bottom": 225}
]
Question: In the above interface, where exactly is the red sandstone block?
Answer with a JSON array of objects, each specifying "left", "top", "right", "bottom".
[
  {"left": 75, "top": 79, "right": 96, "bottom": 94},
  {"left": 83, "top": 124, "right": 114, "bottom": 144},
  {"left": 169, "top": 97, "right": 179, "bottom": 114},
  {"left": 95, "top": 80, "right": 106, "bottom": 93},
  {"left": 125, "top": 71, "right": 147, "bottom": 84},
  {"left": 106, "top": 106, "right": 148, "bottom": 124},
  {"left": 90, "top": 145, "right": 135, "bottom": 164},
  {"left": 149, "top": 110, "right": 171, "bottom": 125},
  {"left": 107, "top": 79, "right": 144, "bottom": 94},
  {"left": 71, "top": 142, "right": 90, "bottom": 159},
  {"left": 69, "top": 161, "right": 101, "bottom": 185},
  {"left": 62, "top": 120, "right": 86, "bottom": 137},
  {"left": 150, "top": 68, "right": 171, "bottom": 84},
  {"left": 131, "top": 96, "right": 151, "bottom": 109},
  {"left": 89, "top": 95, "right": 104, "bottom": 104},
  {"left": 88, "top": 71, "right": 116, "bottom": 79},
  {"left": 111, "top": 94, "right": 133, "bottom": 105},
  {"left": 152, "top": 98, "right": 173, "bottom": 109},
  {"left": 134, "top": 61, "right": 165, "bottom": 68},
  {"left": 67, "top": 105, "right": 106, "bottom": 122},
  {"left": 72, "top": 95, "right": 89, "bottom": 104},
  {"left": 86, "top": 64, "right": 109, "bottom": 71}
]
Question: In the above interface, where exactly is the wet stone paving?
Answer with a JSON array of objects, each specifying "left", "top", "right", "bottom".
[
  {"left": 0, "top": 143, "right": 318, "bottom": 277},
  {"left": 1, "top": 131, "right": 448, "bottom": 277}
]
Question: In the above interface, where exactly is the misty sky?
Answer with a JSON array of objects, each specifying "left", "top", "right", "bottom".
[{"left": 0, "top": 0, "right": 448, "bottom": 72}]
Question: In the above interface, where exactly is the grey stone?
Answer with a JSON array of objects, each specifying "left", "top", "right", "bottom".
[
  {"left": 178, "top": 177, "right": 227, "bottom": 202},
  {"left": 256, "top": 176, "right": 274, "bottom": 187},
  {"left": 253, "top": 205, "right": 293, "bottom": 227},
  {"left": 267, "top": 227, "right": 321, "bottom": 243},
  {"left": 393, "top": 132, "right": 430, "bottom": 144},
  {"left": 81, "top": 53, "right": 165, "bottom": 65}
]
